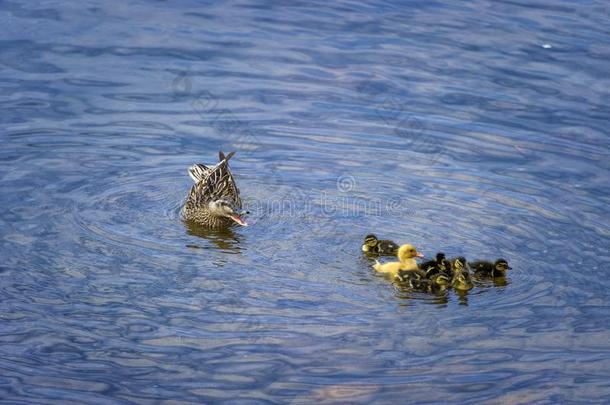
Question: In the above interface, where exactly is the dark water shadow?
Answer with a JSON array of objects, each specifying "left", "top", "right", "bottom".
[
  {"left": 184, "top": 220, "right": 242, "bottom": 253},
  {"left": 473, "top": 274, "right": 511, "bottom": 289},
  {"left": 454, "top": 289, "right": 470, "bottom": 306},
  {"left": 395, "top": 285, "right": 451, "bottom": 306}
]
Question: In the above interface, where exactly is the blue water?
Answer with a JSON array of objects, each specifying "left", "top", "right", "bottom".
[{"left": 1, "top": 0, "right": 609, "bottom": 403}]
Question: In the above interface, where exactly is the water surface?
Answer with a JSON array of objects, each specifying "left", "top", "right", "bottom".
[{"left": 1, "top": 0, "right": 610, "bottom": 403}]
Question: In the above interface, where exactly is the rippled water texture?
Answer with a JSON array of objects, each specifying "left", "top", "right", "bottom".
[{"left": 1, "top": 0, "right": 610, "bottom": 403}]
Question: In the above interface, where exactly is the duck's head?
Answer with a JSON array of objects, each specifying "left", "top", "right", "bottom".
[
  {"left": 397, "top": 244, "right": 424, "bottom": 262},
  {"left": 209, "top": 199, "right": 248, "bottom": 226},
  {"left": 494, "top": 259, "right": 511, "bottom": 272},
  {"left": 363, "top": 234, "right": 378, "bottom": 247},
  {"left": 452, "top": 256, "right": 468, "bottom": 272},
  {"left": 435, "top": 252, "right": 448, "bottom": 270}
]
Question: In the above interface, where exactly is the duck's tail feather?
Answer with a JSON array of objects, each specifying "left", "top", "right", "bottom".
[
  {"left": 219, "top": 151, "right": 236, "bottom": 162},
  {"left": 189, "top": 151, "right": 237, "bottom": 183}
]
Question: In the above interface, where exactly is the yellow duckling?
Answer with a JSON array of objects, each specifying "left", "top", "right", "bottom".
[{"left": 373, "top": 244, "right": 424, "bottom": 279}]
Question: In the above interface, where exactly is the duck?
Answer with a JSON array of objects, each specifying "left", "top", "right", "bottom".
[
  {"left": 419, "top": 252, "right": 449, "bottom": 278},
  {"left": 373, "top": 244, "right": 424, "bottom": 279},
  {"left": 448, "top": 257, "right": 473, "bottom": 291},
  {"left": 428, "top": 273, "right": 451, "bottom": 289},
  {"left": 398, "top": 252, "right": 447, "bottom": 289},
  {"left": 396, "top": 268, "right": 428, "bottom": 289},
  {"left": 470, "top": 259, "right": 511, "bottom": 277},
  {"left": 182, "top": 151, "right": 248, "bottom": 228},
  {"left": 361, "top": 234, "right": 399, "bottom": 255},
  {"left": 445, "top": 256, "right": 467, "bottom": 278}
]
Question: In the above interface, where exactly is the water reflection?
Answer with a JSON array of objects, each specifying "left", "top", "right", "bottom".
[
  {"left": 184, "top": 221, "right": 242, "bottom": 253},
  {"left": 454, "top": 289, "right": 470, "bottom": 306},
  {"left": 473, "top": 274, "right": 511, "bottom": 289},
  {"left": 395, "top": 285, "right": 450, "bottom": 306},
  {"left": 391, "top": 271, "right": 512, "bottom": 307}
]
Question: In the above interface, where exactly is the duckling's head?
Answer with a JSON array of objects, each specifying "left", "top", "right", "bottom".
[
  {"left": 434, "top": 252, "right": 446, "bottom": 266},
  {"left": 494, "top": 259, "right": 511, "bottom": 272},
  {"left": 363, "top": 234, "right": 378, "bottom": 247},
  {"left": 209, "top": 199, "right": 248, "bottom": 226},
  {"left": 397, "top": 244, "right": 424, "bottom": 262},
  {"left": 452, "top": 256, "right": 467, "bottom": 272}
]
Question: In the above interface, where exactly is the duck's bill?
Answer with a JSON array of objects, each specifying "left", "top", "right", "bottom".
[
  {"left": 416, "top": 252, "right": 424, "bottom": 258},
  {"left": 230, "top": 215, "right": 248, "bottom": 226}
]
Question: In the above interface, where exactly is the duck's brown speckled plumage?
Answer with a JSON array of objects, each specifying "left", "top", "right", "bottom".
[{"left": 182, "top": 151, "right": 243, "bottom": 228}]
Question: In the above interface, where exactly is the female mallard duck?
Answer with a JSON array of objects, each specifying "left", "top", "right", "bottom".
[
  {"left": 182, "top": 151, "right": 248, "bottom": 228},
  {"left": 361, "top": 234, "right": 399, "bottom": 255},
  {"left": 470, "top": 259, "right": 511, "bottom": 277},
  {"left": 373, "top": 244, "right": 424, "bottom": 279}
]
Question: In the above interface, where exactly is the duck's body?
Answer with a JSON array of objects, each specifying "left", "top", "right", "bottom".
[
  {"left": 451, "top": 271, "right": 473, "bottom": 291},
  {"left": 471, "top": 259, "right": 511, "bottom": 277},
  {"left": 361, "top": 234, "right": 399, "bottom": 255},
  {"left": 373, "top": 244, "right": 424, "bottom": 279},
  {"left": 419, "top": 252, "right": 449, "bottom": 278},
  {"left": 428, "top": 273, "right": 450, "bottom": 290},
  {"left": 182, "top": 151, "right": 248, "bottom": 228},
  {"left": 397, "top": 270, "right": 428, "bottom": 290},
  {"left": 448, "top": 257, "right": 473, "bottom": 291},
  {"left": 445, "top": 256, "right": 468, "bottom": 278}
]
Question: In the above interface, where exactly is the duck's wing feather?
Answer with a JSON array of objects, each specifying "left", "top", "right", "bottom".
[
  {"left": 188, "top": 163, "right": 212, "bottom": 183},
  {"left": 188, "top": 151, "right": 237, "bottom": 183},
  {"left": 191, "top": 152, "right": 241, "bottom": 207}
]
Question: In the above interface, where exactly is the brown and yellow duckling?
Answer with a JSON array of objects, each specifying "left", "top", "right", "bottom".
[
  {"left": 398, "top": 252, "right": 448, "bottom": 291},
  {"left": 448, "top": 256, "right": 473, "bottom": 291},
  {"left": 361, "top": 234, "right": 399, "bottom": 255},
  {"left": 419, "top": 252, "right": 449, "bottom": 278},
  {"left": 470, "top": 259, "right": 511, "bottom": 277},
  {"left": 373, "top": 244, "right": 424, "bottom": 279}
]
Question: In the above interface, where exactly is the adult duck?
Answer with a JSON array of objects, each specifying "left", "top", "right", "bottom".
[{"left": 182, "top": 151, "right": 248, "bottom": 228}]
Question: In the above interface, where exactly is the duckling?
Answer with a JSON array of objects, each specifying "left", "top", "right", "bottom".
[
  {"left": 373, "top": 244, "right": 424, "bottom": 279},
  {"left": 396, "top": 268, "right": 428, "bottom": 289},
  {"left": 428, "top": 273, "right": 451, "bottom": 293},
  {"left": 448, "top": 257, "right": 473, "bottom": 291},
  {"left": 446, "top": 256, "right": 468, "bottom": 278},
  {"left": 361, "top": 234, "right": 399, "bottom": 255},
  {"left": 398, "top": 252, "right": 446, "bottom": 289},
  {"left": 451, "top": 271, "right": 473, "bottom": 291},
  {"left": 419, "top": 252, "right": 449, "bottom": 278},
  {"left": 470, "top": 259, "right": 511, "bottom": 277}
]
